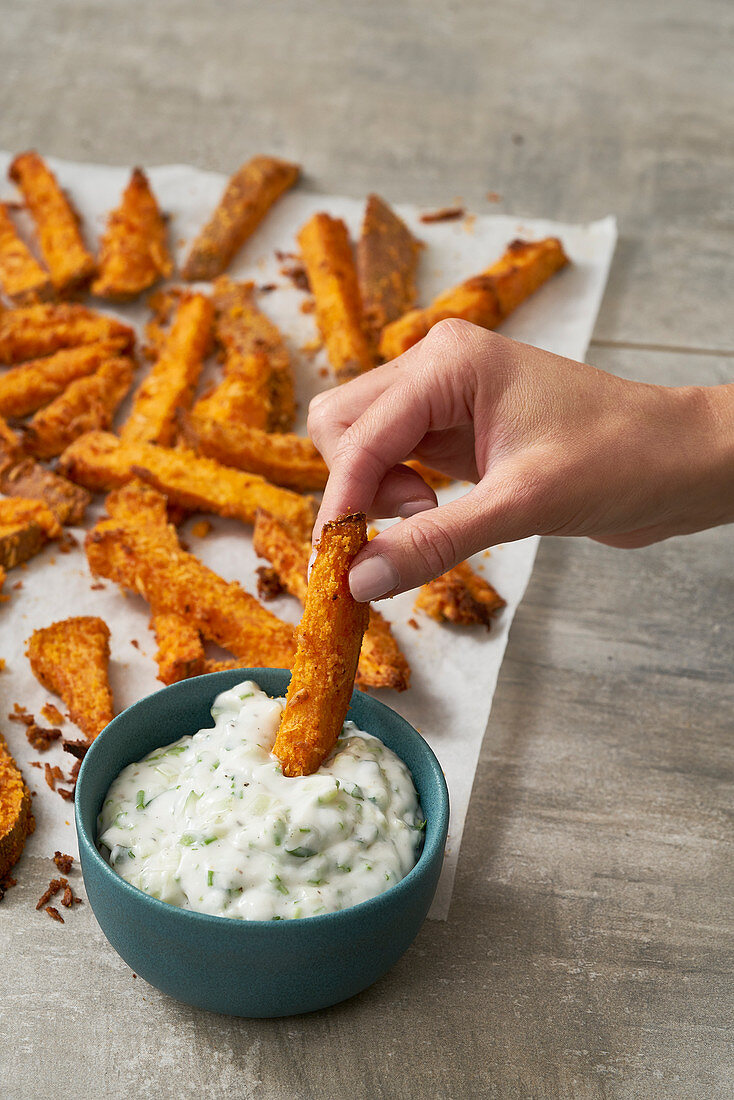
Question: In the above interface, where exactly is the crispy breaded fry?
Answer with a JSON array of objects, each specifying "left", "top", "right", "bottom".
[
  {"left": 121, "top": 292, "right": 213, "bottom": 446},
  {"left": 0, "top": 733, "right": 35, "bottom": 881},
  {"left": 182, "top": 155, "right": 300, "bottom": 281},
  {"left": 273, "top": 513, "right": 369, "bottom": 777},
  {"left": 414, "top": 560, "right": 506, "bottom": 628},
  {"left": 26, "top": 616, "right": 114, "bottom": 739},
  {"left": 253, "top": 509, "right": 409, "bottom": 692},
  {"left": 0, "top": 302, "right": 134, "bottom": 365},
  {"left": 59, "top": 430, "right": 316, "bottom": 538},
  {"left": 298, "top": 213, "right": 374, "bottom": 382},
  {"left": 357, "top": 194, "right": 422, "bottom": 343},
  {"left": 379, "top": 237, "right": 569, "bottom": 360},
  {"left": 179, "top": 411, "right": 328, "bottom": 492},
  {"left": 151, "top": 611, "right": 207, "bottom": 685},
  {"left": 86, "top": 493, "right": 296, "bottom": 667},
  {"left": 91, "top": 167, "right": 173, "bottom": 300},
  {"left": 201, "top": 276, "right": 295, "bottom": 432},
  {"left": 0, "top": 419, "right": 89, "bottom": 525},
  {"left": 0, "top": 497, "right": 62, "bottom": 540},
  {"left": 0, "top": 341, "right": 126, "bottom": 419},
  {"left": 24, "top": 357, "right": 134, "bottom": 459},
  {"left": 9, "top": 151, "right": 96, "bottom": 294},
  {"left": 0, "top": 202, "right": 53, "bottom": 304}
]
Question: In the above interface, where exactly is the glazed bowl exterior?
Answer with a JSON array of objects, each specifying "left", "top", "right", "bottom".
[{"left": 75, "top": 667, "right": 449, "bottom": 1017}]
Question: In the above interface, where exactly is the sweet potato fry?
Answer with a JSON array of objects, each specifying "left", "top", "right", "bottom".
[
  {"left": 357, "top": 194, "right": 422, "bottom": 342},
  {"left": 24, "top": 357, "right": 134, "bottom": 459},
  {"left": 85, "top": 491, "right": 296, "bottom": 668},
  {"left": 379, "top": 237, "right": 569, "bottom": 360},
  {"left": 414, "top": 560, "right": 506, "bottom": 628},
  {"left": 59, "top": 431, "right": 316, "bottom": 538},
  {"left": 197, "top": 276, "right": 295, "bottom": 432},
  {"left": 0, "top": 302, "right": 135, "bottom": 365},
  {"left": 0, "top": 733, "right": 35, "bottom": 881},
  {"left": 253, "top": 509, "right": 409, "bottom": 691},
  {"left": 273, "top": 513, "right": 369, "bottom": 777},
  {"left": 150, "top": 611, "right": 207, "bottom": 685},
  {"left": 0, "top": 497, "right": 62, "bottom": 540},
  {"left": 404, "top": 460, "right": 452, "bottom": 490},
  {"left": 179, "top": 411, "right": 328, "bottom": 491},
  {"left": 0, "top": 202, "right": 52, "bottom": 304},
  {"left": 0, "top": 497, "right": 61, "bottom": 569},
  {"left": 0, "top": 419, "right": 90, "bottom": 525},
  {"left": 91, "top": 167, "right": 173, "bottom": 300},
  {"left": 0, "top": 342, "right": 130, "bottom": 419},
  {"left": 26, "top": 616, "right": 114, "bottom": 739},
  {"left": 9, "top": 151, "right": 96, "bottom": 294},
  {"left": 182, "top": 155, "right": 300, "bottom": 281},
  {"left": 297, "top": 213, "right": 374, "bottom": 382},
  {"left": 121, "top": 292, "right": 213, "bottom": 446}
]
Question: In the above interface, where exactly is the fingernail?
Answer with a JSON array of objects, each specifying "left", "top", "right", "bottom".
[
  {"left": 349, "top": 555, "right": 400, "bottom": 602},
  {"left": 398, "top": 498, "right": 436, "bottom": 519}
]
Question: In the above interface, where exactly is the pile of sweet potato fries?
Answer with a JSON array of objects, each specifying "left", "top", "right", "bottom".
[{"left": 0, "top": 149, "right": 568, "bottom": 805}]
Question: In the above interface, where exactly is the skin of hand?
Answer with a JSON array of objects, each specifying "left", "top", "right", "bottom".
[{"left": 308, "top": 320, "right": 734, "bottom": 603}]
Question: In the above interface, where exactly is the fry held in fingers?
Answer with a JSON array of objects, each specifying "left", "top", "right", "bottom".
[
  {"left": 182, "top": 155, "right": 300, "bottom": 281},
  {"left": 0, "top": 202, "right": 53, "bottom": 304},
  {"left": 273, "top": 513, "right": 370, "bottom": 777},
  {"left": 9, "top": 151, "right": 96, "bottom": 294},
  {"left": 92, "top": 167, "right": 172, "bottom": 300},
  {"left": 298, "top": 213, "right": 374, "bottom": 382},
  {"left": 379, "top": 237, "right": 568, "bottom": 359}
]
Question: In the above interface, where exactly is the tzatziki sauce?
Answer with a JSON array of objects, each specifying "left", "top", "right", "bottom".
[{"left": 97, "top": 680, "right": 425, "bottom": 920}]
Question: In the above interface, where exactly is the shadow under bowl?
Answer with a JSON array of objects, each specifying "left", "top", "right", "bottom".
[{"left": 75, "top": 668, "right": 449, "bottom": 1017}]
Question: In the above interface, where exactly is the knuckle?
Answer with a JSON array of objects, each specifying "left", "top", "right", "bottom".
[{"left": 404, "top": 516, "right": 458, "bottom": 579}]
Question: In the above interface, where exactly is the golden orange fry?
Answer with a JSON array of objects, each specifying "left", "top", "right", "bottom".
[
  {"left": 357, "top": 194, "right": 422, "bottom": 343},
  {"left": 404, "top": 460, "right": 453, "bottom": 490},
  {"left": 273, "top": 513, "right": 370, "bottom": 777},
  {"left": 200, "top": 275, "right": 295, "bottom": 432},
  {"left": 91, "top": 167, "right": 173, "bottom": 300},
  {"left": 26, "top": 616, "right": 114, "bottom": 740},
  {"left": 0, "top": 497, "right": 61, "bottom": 569},
  {"left": 150, "top": 611, "right": 207, "bottom": 685},
  {"left": 0, "top": 302, "right": 134, "bottom": 365},
  {"left": 9, "top": 151, "right": 96, "bottom": 294},
  {"left": 86, "top": 491, "right": 296, "bottom": 668},
  {"left": 0, "top": 416, "right": 90, "bottom": 525},
  {"left": 179, "top": 411, "right": 328, "bottom": 492},
  {"left": 0, "top": 341, "right": 127, "bottom": 419},
  {"left": 252, "top": 509, "right": 410, "bottom": 691},
  {"left": 0, "top": 733, "right": 35, "bottom": 881},
  {"left": 182, "top": 155, "right": 300, "bottom": 281},
  {"left": 121, "top": 292, "right": 213, "bottom": 446},
  {"left": 379, "top": 237, "right": 569, "bottom": 360},
  {"left": 24, "top": 357, "right": 134, "bottom": 459},
  {"left": 414, "top": 560, "right": 506, "bottom": 628},
  {"left": 59, "top": 430, "right": 316, "bottom": 539},
  {"left": 298, "top": 213, "right": 374, "bottom": 383},
  {"left": 0, "top": 201, "right": 53, "bottom": 304}
]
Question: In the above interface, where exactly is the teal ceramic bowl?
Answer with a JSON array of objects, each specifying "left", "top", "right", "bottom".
[{"left": 75, "top": 668, "right": 449, "bottom": 1017}]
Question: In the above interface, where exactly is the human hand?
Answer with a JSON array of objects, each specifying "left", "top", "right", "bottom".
[{"left": 308, "top": 320, "right": 734, "bottom": 602}]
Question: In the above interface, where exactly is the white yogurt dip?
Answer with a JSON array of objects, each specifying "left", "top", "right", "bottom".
[{"left": 97, "top": 680, "right": 425, "bottom": 920}]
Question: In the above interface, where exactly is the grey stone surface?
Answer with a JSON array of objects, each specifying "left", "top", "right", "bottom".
[{"left": 0, "top": 2, "right": 732, "bottom": 1098}]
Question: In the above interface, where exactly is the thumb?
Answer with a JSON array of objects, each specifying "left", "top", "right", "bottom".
[{"left": 347, "top": 477, "right": 533, "bottom": 600}]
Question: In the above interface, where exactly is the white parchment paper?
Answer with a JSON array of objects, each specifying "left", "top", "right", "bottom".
[{"left": 0, "top": 153, "right": 616, "bottom": 918}]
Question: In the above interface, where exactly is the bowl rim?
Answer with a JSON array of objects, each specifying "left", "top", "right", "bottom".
[{"left": 75, "top": 668, "right": 449, "bottom": 933}]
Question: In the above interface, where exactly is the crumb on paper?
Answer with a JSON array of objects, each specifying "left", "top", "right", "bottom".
[
  {"left": 9, "top": 704, "right": 34, "bottom": 725},
  {"left": 408, "top": 618, "right": 420, "bottom": 630},
  {"left": 300, "top": 299, "right": 315, "bottom": 314},
  {"left": 36, "top": 878, "right": 67, "bottom": 909},
  {"left": 41, "top": 702, "right": 64, "bottom": 725},
  {"left": 90, "top": 581, "right": 106, "bottom": 590},
  {"left": 26, "top": 723, "right": 62, "bottom": 752},
  {"left": 486, "top": 191, "right": 502, "bottom": 203},
  {"left": 318, "top": 367, "right": 329, "bottom": 378},
  {"left": 130, "top": 639, "right": 140, "bottom": 650},
  {"left": 53, "top": 852, "right": 73, "bottom": 874},
  {"left": 258, "top": 283, "right": 277, "bottom": 293},
  {"left": 45, "top": 906, "right": 64, "bottom": 923},
  {"left": 419, "top": 205, "right": 465, "bottom": 224},
  {"left": 190, "top": 519, "right": 212, "bottom": 538}
]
